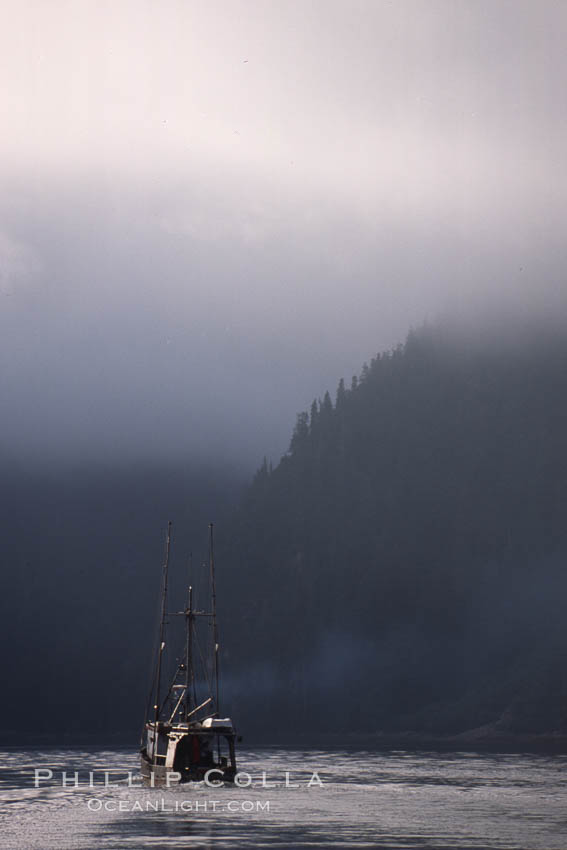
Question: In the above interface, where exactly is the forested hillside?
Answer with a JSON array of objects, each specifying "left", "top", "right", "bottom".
[
  {"left": 220, "top": 320, "right": 567, "bottom": 738},
  {"left": 4, "top": 318, "right": 567, "bottom": 744}
]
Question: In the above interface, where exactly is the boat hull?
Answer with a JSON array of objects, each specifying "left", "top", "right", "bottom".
[
  {"left": 140, "top": 720, "right": 237, "bottom": 787},
  {"left": 140, "top": 750, "right": 235, "bottom": 786}
]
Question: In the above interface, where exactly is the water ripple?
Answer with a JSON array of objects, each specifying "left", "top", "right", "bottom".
[{"left": 1, "top": 748, "right": 566, "bottom": 848}]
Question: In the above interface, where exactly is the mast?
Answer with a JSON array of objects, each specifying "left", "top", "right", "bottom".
[
  {"left": 209, "top": 523, "right": 220, "bottom": 715},
  {"left": 184, "top": 584, "right": 194, "bottom": 720},
  {"left": 154, "top": 520, "right": 172, "bottom": 737}
]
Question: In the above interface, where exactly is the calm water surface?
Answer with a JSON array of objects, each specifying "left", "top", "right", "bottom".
[{"left": 1, "top": 747, "right": 566, "bottom": 849}]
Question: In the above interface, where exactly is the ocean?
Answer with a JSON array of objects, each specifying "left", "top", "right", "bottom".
[{"left": 1, "top": 746, "right": 566, "bottom": 848}]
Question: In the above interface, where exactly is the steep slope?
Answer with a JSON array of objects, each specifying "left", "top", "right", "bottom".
[{"left": 219, "top": 320, "right": 567, "bottom": 736}]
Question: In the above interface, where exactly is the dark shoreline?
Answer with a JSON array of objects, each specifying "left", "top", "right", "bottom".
[
  {"left": 3, "top": 729, "right": 567, "bottom": 755},
  {"left": 247, "top": 729, "right": 567, "bottom": 755}
]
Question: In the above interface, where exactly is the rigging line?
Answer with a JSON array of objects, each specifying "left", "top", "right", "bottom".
[
  {"left": 168, "top": 687, "right": 187, "bottom": 724},
  {"left": 142, "top": 641, "right": 159, "bottom": 743},
  {"left": 141, "top": 544, "right": 171, "bottom": 742},
  {"left": 154, "top": 520, "right": 172, "bottom": 732},
  {"left": 193, "top": 625, "right": 213, "bottom": 698},
  {"left": 191, "top": 623, "right": 197, "bottom": 705},
  {"left": 159, "top": 660, "right": 184, "bottom": 716},
  {"left": 209, "top": 522, "right": 221, "bottom": 762},
  {"left": 142, "top": 596, "right": 163, "bottom": 735},
  {"left": 209, "top": 523, "right": 220, "bottom": 715},
  {"left": 185, "top": 552, "right": 193, "bottom": 720},
  {"left": 191, "top": 620, "right": 198, "bottom": 707}
]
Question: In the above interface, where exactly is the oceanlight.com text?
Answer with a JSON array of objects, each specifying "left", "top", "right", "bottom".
[{"left": 87, "top": 798, "right": 270, "bottom": 813}]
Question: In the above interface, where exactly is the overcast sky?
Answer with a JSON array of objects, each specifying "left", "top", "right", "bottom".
[{"left": 1, "top": 0, "right": 566, "bottom": 469}]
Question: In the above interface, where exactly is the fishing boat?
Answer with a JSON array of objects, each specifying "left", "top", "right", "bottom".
[{"left": 140, "top": 522, "right": 237, "bottom": 785}]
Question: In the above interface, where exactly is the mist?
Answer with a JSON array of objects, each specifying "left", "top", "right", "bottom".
[{"left": 1, "top": 0, "right": 566, "bottom": 469}]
